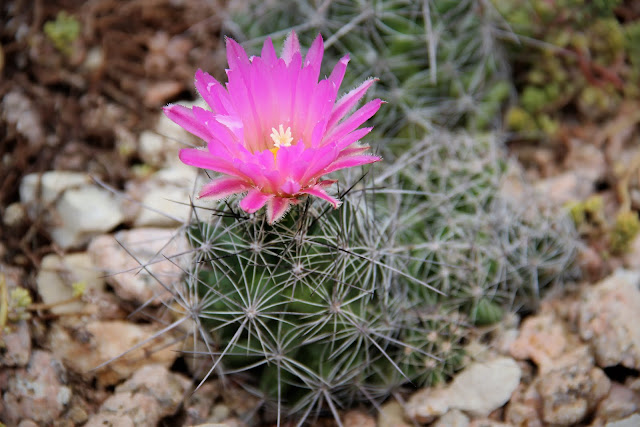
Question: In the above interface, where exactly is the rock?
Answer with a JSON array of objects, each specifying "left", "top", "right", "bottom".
[
  {"left": 36, "top": 252, "right": 106, "bottom": 315},
  {"left": 115, "top": 364, "right": 191, "bottom": 414},
  {"left": 534, "top": 171, "right": 596, "bottom": 206},
  {"left": 579, "top": 269, "right": 640, "bottom": 369},
  {"left": 2, "top": 90, "right": 44, "bottom": 148},
  {"left": 504, "top": 383, "right": 543, "bottom": 427},
  {"left": 84, "top": 392, "right": 160, "bottom": 427},
  {"left": 343, "top": 410, "right": 376, "bottom": 427},
  {"left": 594, "top": 383, "right": 640, "bottom": 424},
  {"left": 378, "top": 400, "right": 410, "bottom": 427},
  {"left": 535, "top": 346, "right": 610, "bottom": 426},
  {"left": 127, "top": 165, "right": 204, "bottom": 227},
  {"left": 144, "top": 80, "right": 184, "bottom": 108},
  {"left": 434, "top": 410, "right": 470, "bottom": 427},
  {"left": 183, "top": 382, "right": 219, "bottom": 426},
  {"left": 20, "top": 171, "right": 124, "bottom": 248},
  {"left": 48, "top": 320, "right": 179, "bottom": 387},
  {"left": 52, "top": 185, "right": 125, "bottom": 248},
  {"left": 446, "top": 357, "right": 521, "bottom": 417},
  {"left": 405, "top": 386, "right": 451, "bottom": 423},
  {"left": 1, "top": 350, "right": 72, "bottom": 425},
  {"left": 0, "top": 265, "right": 31, "bottom": 367},
  {"left": 88, "top": 228, "right": 191, "bottom": 305},
  {"left": 3, "top": 202, "right": 27, "bottom": 227},
  {"left": 510, "top": 313, "right": 569, "bottom": 372},
  {"left": 606, "top": 413, "right": 640, "bottom": 427},
  {"left": 0, "top": 320, "right": 31, "bottom": 367},
  {"left": 406, "top": 357, "right": 521, "bottom": 421},
  {"left": 20, "top": 171, "right": 90, "bottom": 208}
]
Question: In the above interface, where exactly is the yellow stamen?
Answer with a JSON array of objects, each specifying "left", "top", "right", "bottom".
[{"left": 269, "top": 124, "right": 293, "bottom": 159}]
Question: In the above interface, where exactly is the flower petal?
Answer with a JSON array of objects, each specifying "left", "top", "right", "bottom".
[
  {"left": 199, "top": 177, "right": 249, "bottom": 199},
  {"left": 240, "top": 190, "right": 273, "bottom": 213},
  {"left": 261, "top": 37, "right": 278, "bottom": 67},
  {"left": 322, "top": 154, "right": 381, "bottom": 175},
  {"left": 179, "top": 148, "right": 238, "bottom": 176},
  {"left": 328, "top": 78, "right": 377, "bottom": 130},
  {"left": 195, "top": 70, "right": 234, "bottom": 115},
  {"left": 325, "top": 98, "right": 383, "bottom": 143},
  {"left": 301, "top": 185, "right": 341, "bottom": 208},
  {"left": 281, "top": 31, "right": 301, "bottom": 65},
  {"left": 267, "top": 197, "right": 292, "bottom": 224},
  {"left": 163, "top": 104, "right": 210, "bottom": 141}
]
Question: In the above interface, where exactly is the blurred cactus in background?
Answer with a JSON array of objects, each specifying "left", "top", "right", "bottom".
[
  {"left": 494, "top": 0, "right": 639, "bottom": 136},
  {"left": 226, "top": 0, "right": 512, "bottom": 154}
]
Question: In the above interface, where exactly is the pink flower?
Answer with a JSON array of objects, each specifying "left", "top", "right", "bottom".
[{"left": 164, "top": 31, "right": 382, "bottom": 224}]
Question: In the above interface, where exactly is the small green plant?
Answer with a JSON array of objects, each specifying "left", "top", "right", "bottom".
[{"left": 44, "top": 11, "right": 81, "bottom": 56}]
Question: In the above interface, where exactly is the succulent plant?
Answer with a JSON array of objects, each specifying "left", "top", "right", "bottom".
[{"left": 494, "top": 0, "right": 638, "bottom": 135}]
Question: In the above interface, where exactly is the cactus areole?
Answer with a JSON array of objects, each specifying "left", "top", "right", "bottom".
[{"left": 164, "top": 31, "right": 382, "bottom": 224}]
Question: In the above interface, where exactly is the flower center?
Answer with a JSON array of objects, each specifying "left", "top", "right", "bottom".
[{"left": 269, "top": 124, "right": 293, "bottom": 158}]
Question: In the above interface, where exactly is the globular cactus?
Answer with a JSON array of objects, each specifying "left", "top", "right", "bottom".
[
  {"left": 227, "top": 0, "right": 512, "bottom": 151},
  {"left": 377, "top": 130, "right": 578, "bottom": 325},
  {"left": 178, "top": 186, "right": 468, "bottom": 422}
]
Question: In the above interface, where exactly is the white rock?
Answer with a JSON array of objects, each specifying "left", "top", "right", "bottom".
[
  {"left": 405, "top": 387, "right": 451, "bottom": 423},
  {"left": 20, "top": 171, "right": 90, "bottom": 207},
  {"left": 51, "top": 185, "right": 125, "bottom": 248},
  {"left": 447, "top": 357, "right": 521, "bottom": 417},
  {"left": 87, "top": 228, "right": 191, "bottom": 305},
  {"left": 579, "top": 269, "right": 640, "bottom": 369},
  {"left": 36, "top": 253, "right": 105, "bottom": 315},
  {"left": 19, "top": 171, "right": 124, "bottom": 248},
  {"left": 606, "top": 414, "right": 640, "bottom": 427},
  {"left": 129, "top": 165, "right": 203, "bottom": 227},
  {"left": 434, "top": 410, "right": 469, "bottom": 427}
]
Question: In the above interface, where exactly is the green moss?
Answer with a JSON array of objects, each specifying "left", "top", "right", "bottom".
[
  {"left": 43, "top": 11, "right": 80, "bottom": 56},
  {"left": 610, "top": 210, "right": 640, "bottom": 254}
]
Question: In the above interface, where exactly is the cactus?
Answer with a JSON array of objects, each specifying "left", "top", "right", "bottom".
[
  {"left": 176, "top": 183, "right": 469, "bottom": 422},
  {"left": 378, "top": 131, "right": 578, "bottom": 323},
  {"left": 227, "top": 0, "right": 512, "bottom": 151}
]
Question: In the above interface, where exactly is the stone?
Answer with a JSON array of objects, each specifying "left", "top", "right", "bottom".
[
  {"left": 446, "top": 357, "right": 521, "bottom": 417},
  {"left": 19, "top": 171, "right": 125, "bottom": 248},
  {"left": 535, "top": 346, "right": 610, "bottom": 426},
  {"left": 406, "top": 357, "right": 521, "bottom": 421},
  {"left": 48, "top": 320, "right": 179, "bottom": 387},
  {"left": 84, "top": 392, "right": 160, "bottom": 427},
  {"left": 606, "top": 413, "right": 640, "bottom": 427},
  {"left": 405, "top": 386, "right": 451, "bottom": 423},
  {"left": 20, "top": 171, "right": 90, "bottom": 208},
  {"left": 36, "top": 253, "right": 105, "bottom": 315},
  {"left": 127, "top": 165, "right": 204, "bottom": 227},
  {"left": 88, "top": 228, "right": 191, "bottom": 305},
  {"left": 115, "top": 364, "right": 191, "bottom": 415},
  {"left": 183, "top": 382, "right": 219, "bottom": 426},
  {"left": 1, "top": 350, "right": 72, "bottom": 425},
  {"left": 343, "top": 410, "right": 376, "bottom": 427},
  {"left": 594, "top": 383, "right": 640, "bottom": 423},
  {"left": 504, "top": 383, "right": 543, "bottom": 427},
  {"left": 434, "top": 410, "right": 470, "bottom": 427},
  {"left": 2, "top": 90, "right": 44, "bottom": 148},
  {"left": 510, "top": 313, "right": 569, "bottom": 372},
  {"left": 0, "top": 320, "right": 31, "bottom": 367},
  {"left": 51, "top": 185, "right": 125, "bottom": 248},
  {"left": 378, "top": 400, "right": 410, "bottom": 427},
  {"left": 534, "top": 170, "right": 596, "bottom": 206},
  {"left": 579, "top": 269, "right": 640, "bottom": 369}
]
